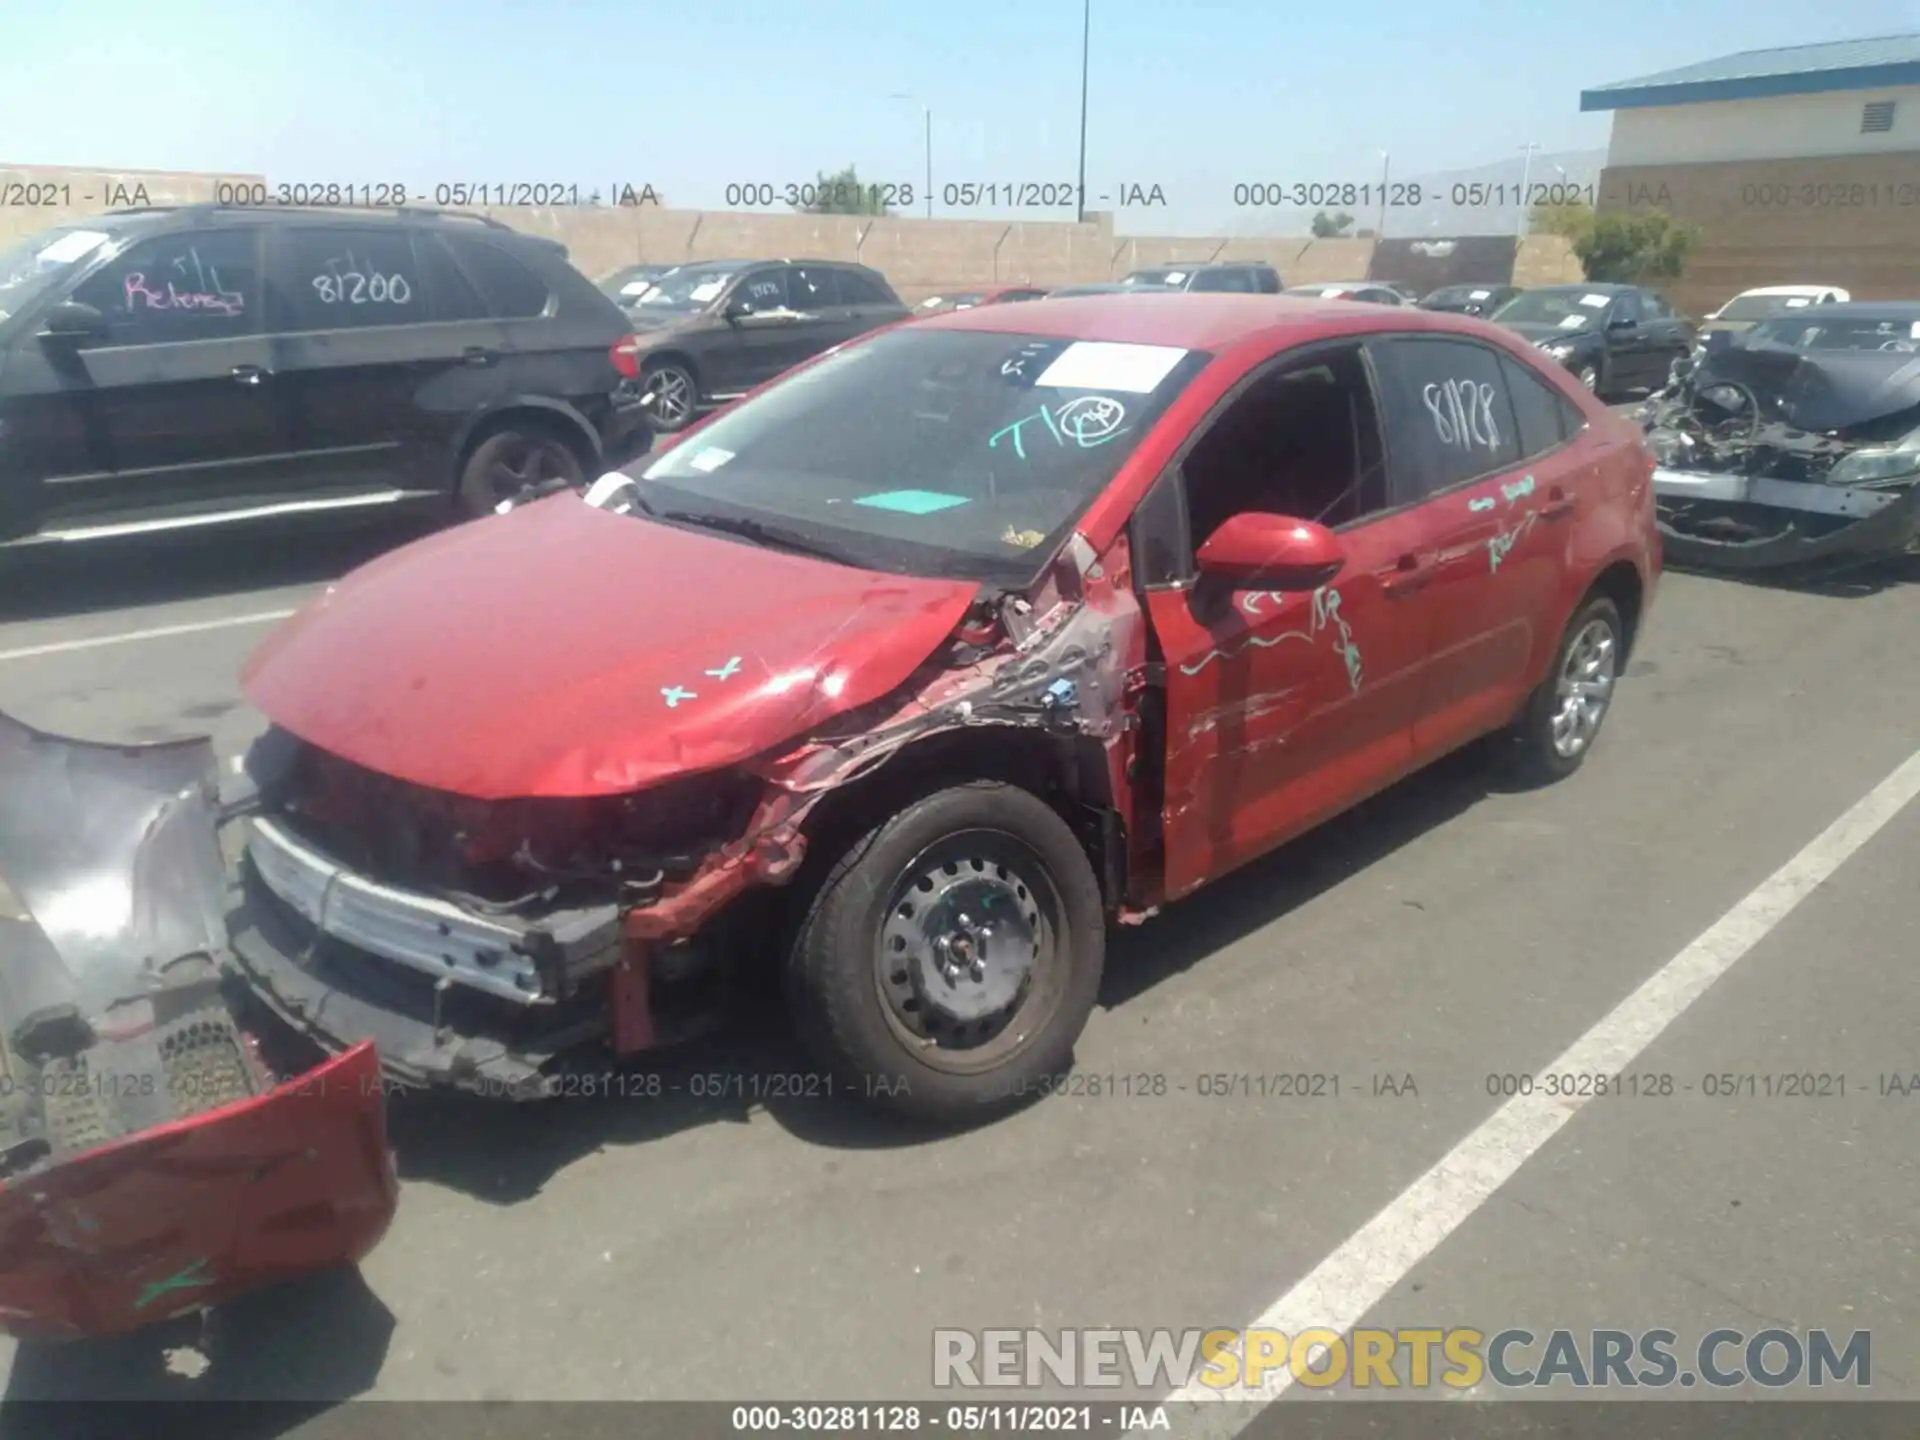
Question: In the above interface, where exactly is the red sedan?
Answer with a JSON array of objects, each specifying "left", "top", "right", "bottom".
[{"left": 2, "top": 294, "right": 1662, "bottom": 1178}]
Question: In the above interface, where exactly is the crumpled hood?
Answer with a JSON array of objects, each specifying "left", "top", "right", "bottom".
[
  {"left": 241, "top": 497, "right": 981, "bottom": 799},
  {"left": 1695, "top": 344, "right": 1920, "bottom": 435}
]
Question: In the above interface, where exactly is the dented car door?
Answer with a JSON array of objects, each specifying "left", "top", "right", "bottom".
[
  {"left": 1142, "top": 346, "right": 1436, "bottom": 901},
  {"left": 1367, "top": 336, "right": 1582, "bottom": 754}
]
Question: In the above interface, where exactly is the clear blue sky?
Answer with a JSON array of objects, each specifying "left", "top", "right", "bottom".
[{"left": 2, "top": 0, "right": 1912, "bottom": 233}]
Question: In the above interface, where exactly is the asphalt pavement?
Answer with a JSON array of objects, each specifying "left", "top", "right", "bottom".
[{"left": 0, "top": 466, "right": 1916, "bottom": 1438}]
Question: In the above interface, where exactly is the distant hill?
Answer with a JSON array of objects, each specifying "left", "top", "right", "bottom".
[{"left": 1235, "top": 148, "right": 1608, "bottom": 239}]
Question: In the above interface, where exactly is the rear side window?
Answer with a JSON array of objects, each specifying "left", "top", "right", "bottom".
[
  {"left": 1253, "top": 267, "right": 1281, "bottom": 294},
  {"left": 445, "top": 235, "right": 551, "bottom": 318},
  {"left": 787, "top": 265, "right": 842, "bottom": 308},
  {"left": 68, "top": 229, "right": 262, "bottom": 344},
  {"left": 1499, "top": 354, "right": 1584, "bottom": 458},
  {"left": 1370, "top": 336, "right": 1522, "bottom": 500},
  {"left": 837, "top": 268, "right": 897, "bottom": 304},
  {"left": 415, "top": 235, "right": 489, "bottom": 322},
  {"left": 269, "top": 226, "right": 424, "bottom": 332}
]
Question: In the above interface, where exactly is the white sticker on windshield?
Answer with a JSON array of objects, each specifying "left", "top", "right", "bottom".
[
  {"left": 1033, "top": 341, "right": 1188, "bottom": 394},
  {"left": 1910, "top": 321, "right": 1920, "bottom": 339},
  {"left": 1163, "top": 272, "right": 1187, "bottom": 285},
  {"left": 1559, "top": 314, "right": 1587, "bottom": 330},
  {"left": 620, "top": 279, "right": 654, "bottom": 295},
  {"left": 690, "top": 280, "right": 726, "bottom": 303},
  {"left": 687, "top": 446, "right": 734, "bottom": 473},
  {"left": 1579, "top": 293, "right": 1611, "bottom": 308},
  {"left": 1469, "top": 289, "right": 1491, "bottom": 300},
  {"left": 37, "top": 229, "right": 109, "bottom": 264}
]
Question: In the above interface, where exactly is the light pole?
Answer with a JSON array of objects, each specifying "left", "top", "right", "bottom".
[
  {"left": 886, "top": 92, "right": 933, "bottom": 218},
  {"left": 1376, "top": 150, "right": 1390, "bottom": 238},
  {"left": 1517, "top": 140, "right": 1540, "bottom": 237},
  {"left": 1075, "top": 0, "right": 1090, "bottom": 223}
]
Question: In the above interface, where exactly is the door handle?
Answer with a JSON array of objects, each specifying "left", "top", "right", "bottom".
[
  {"left": 1540, "top": 487, "right": 1576, "bottom": 520},
  {"left": 1380, "top": 552, "right": 1431, "bottom": 597},
  {"left": 229, "top": 364, "right": 269, "bottom": 386},
  {"left": 461, "top": 347, "right": 497, "bottom": 367}
]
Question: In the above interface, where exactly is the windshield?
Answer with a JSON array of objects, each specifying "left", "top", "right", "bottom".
[
  {"left": 1492, "top": 288, "right": 1612, "bottom": 331},
  {"left": 1745, "top": 315, "right": 1920, "bottom": 354},
  {"left": 633, "top": 265, "right": 736, "bottom": 311},
  {"left": 1425, "top": 286, "right": 1495, "bottom": 307},
  {"left": 0, "top": 225, "right": 116, "bottom": 322},
  {"left": 628, "top": 328, "right": 1211, "bottom": 582},
  {"left": 1120, "top": 269, "right": 1184, "bottom": 288},
  {"left": 918, "top": 293, "right": 985, "bottom": 310},
  {"left": 600, "top": 265, "right": 671, "bottom": 301},
  {"left": 1716, "top": 294, "right": 1816, "bottom": 322}
]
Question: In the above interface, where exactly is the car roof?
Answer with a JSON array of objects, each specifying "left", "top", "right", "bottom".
[
  {"left": 1756, "top": 300, "right": 1920, "bottom": 319},
  {"left": 913, "top": 291, "right": 1503, "bottom": 351},
  {"left": 93, "top": 204, "right": 526, "bottom": 235},
  {"left": 1737, "top": 283, "right": 1846, "bottom": 296},
  {"left": 1289, "top": 281, "right": 1373, "bottom": 289},
  {"left": 1526, "top": 282, "right": 1635, "bottom": 295}
]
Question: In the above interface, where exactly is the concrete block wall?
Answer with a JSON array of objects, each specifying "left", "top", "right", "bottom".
[
  {"left": 1596, "top": 154, "right": 1920, "bottom": 316},
  {"left": 1, "top": 163, "right": 1586, "bottom": 299}
]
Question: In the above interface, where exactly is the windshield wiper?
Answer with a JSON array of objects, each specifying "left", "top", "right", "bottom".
[{"left": 658, "top": 510, "right": 849, "bottom": 564}]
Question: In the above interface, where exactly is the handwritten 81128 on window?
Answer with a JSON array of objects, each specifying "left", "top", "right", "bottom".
[{"left": 211, "top": 181, "right": 664, "bottom": 208}]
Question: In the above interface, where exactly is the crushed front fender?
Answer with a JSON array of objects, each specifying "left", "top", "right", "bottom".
[{"left": 0, "top": 711, "right": 397, "bottom": 1341}]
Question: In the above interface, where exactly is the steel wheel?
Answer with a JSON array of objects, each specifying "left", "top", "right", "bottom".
[
  {"left": 872, "top": 831, "right": 1068, "bottom": 1076},
  {"left": 1550, "top": 616, "right": 1617, "bottom": 759},
  {"left": 641, "top": 363, "right": 697, "bottom": 430}
]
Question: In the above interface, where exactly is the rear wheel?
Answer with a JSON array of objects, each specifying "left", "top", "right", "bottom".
[
  {"left": 1507, "top": 595, "right": 1623, "bottom": 783},
  {"left": 456, "top": 425, "right": 587, "bottom": 518},
  {"left": 639, "top": 359, "right": 700, "bottom": 432},
  {"left": 1573, "top": 360, "right": 1600, "bottom": 397},
  {"left": 787, "top": 782, "right": 1105, "bottom": 1127}
]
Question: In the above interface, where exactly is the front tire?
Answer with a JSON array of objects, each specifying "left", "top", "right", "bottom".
[
  {"left": 787, "top": 781, "right": 1106, "bottom": 1127},
  {"left": 1508, "top": 595, "right": 1623, "bottom": 783},
  {"left": 1573, "top": 360, "right": 1600, "bottom": 397}
]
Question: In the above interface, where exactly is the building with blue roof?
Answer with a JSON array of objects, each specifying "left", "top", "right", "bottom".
[{"left": 1581, "top": 34, "right": 1920, "bottom": 314}]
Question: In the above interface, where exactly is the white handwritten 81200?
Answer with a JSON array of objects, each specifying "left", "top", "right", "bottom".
[{"left": 311, "top": 259, "right": 413, "bottom": 306}]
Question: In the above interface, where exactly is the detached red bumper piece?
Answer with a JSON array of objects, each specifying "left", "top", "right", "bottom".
[{"left": 0, "top": 711, "right": 398, "bottom": 1342}]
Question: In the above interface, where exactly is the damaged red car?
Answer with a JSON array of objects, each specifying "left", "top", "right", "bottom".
[{"left": 2, "top": 295, "right": 1661, "bottom": 1144}]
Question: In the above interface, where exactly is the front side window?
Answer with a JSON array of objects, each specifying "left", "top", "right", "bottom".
[
  {"left": 731, "top": 268, "right": 792, "bottom": 314},
  {"left": 1369, "top": 336, "right": 1522, "bottom": 500},
  {"left": 270, "top": 227, "right": 425, "bottom": 331},
  {"left": 1490, "top": 288, "right": 1614, "bottom": 334},
  {"left": 630, "top": 327, "right": 1212, "bottom": 582},
  {"left": 68, "top": 230, "right": 261, "bottom": 344}
]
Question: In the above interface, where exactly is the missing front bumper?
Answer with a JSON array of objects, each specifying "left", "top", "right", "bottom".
[
  {"left": 1652, "top": 466, "right": 1920, "bottom": 572},
  {"left": 0, "top": 711, "right": 397, "bottom": 1340}
]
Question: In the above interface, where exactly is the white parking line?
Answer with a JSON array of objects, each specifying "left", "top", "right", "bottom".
[
  {"left": 1169, "top": 743, "right": 1920, "bottom": 1426},
  {"left": 0, "top": 608, "right": 297, "bottom": 664}
]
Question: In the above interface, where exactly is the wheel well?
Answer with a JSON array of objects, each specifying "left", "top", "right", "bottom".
[
  {"left": 789, "top": 727, "right": 1118, "bottom": 910},
  {"left": 1588, "top": 559, "right": 1644, "bottom": 660},
  {"left": 456, "top": 407, "right": 597, "bottom": 487}
]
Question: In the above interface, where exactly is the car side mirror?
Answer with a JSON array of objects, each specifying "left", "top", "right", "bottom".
[
  {"left": 38, "top": 301, "right": 106, "bottom": 342},
  {"left": 1195, "top": 512, "right": 1345, "bottom": 591}
]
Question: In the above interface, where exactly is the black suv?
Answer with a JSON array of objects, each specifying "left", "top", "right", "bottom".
[
  {"left": 1117, "top": 262, "right": 1283, "bottom": 294},
  {"left": 0, "top": 205, "right": 652, "bottom": 546},
  {"left": 619, "top": 258, "right": 909, "bottom": 430}
]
